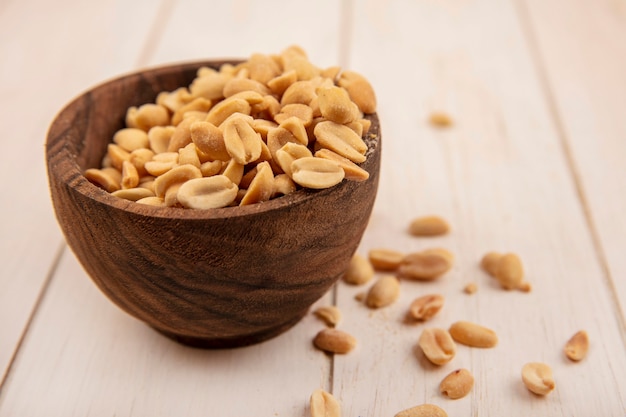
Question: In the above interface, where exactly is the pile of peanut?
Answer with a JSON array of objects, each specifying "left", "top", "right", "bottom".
[
  {"left": 308, "top": 215, "right": 589, "bottom": 417},
  {"left": 85, "top": 46, "right": 377, "bottom": 209}
]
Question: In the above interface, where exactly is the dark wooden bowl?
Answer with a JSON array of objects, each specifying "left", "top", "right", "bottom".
[{"left": 46, "top": 60, "right": 381, "bottom": 348}]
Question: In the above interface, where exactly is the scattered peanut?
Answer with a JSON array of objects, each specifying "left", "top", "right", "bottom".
[
  {"left": 428, "top": 112, "right": 453, "bottom": 128},
  {"left": 394, "top": 404, "right": 448, "bottom": 417},
  {"left": 368, "top": 248, "right": 405, "bottom": 271},
  {"left": 398, "top": 248, "right": 454, "bottom": 281},
  {"left": 564, "top": 330, "right": 589, "bottom": 361},
  {"left": 521, "top": 362, "right": 555, "bottom": 395},
  {"left": 407, "top": 294, "right": 444, "bottom": 322},
  {"left": 310, "top": 389, "right": 341, "bottom": 417},
  {"left": 408, "top": 216, "right": 450, "bottom": 237},
  {"left": 480, "top": 251, "right": 501, "bottom": 277},
  {"left": 365, "top": 275, "right": 400, "bottom": 309},
  {"left": 313, "top": 306, "right": 342, "bottom": 327},
  {"left": 463, "top": 282, "right": 478, "bottom": 294},
  {"left": 418, "top": 328, "right": 457, "bottom": 365},
  {"left": 448, "top": 321, "right": 498, "bottom": 348},
  {"left": 439, "top": 369, "right": 474, "bottom": 399},
  {"left": 343, "top": 254, "right": 374, "bottom": 285},
  {"left": 494, "top": 253, "right": 524, "bottom": 290},
  {"left": 86, "top": 46, "right": 377, "bottom": 208},
  {"left": 313, "top": 328, "right": 357, "bottom": 354}
]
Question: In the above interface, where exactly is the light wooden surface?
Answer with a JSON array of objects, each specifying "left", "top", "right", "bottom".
[{"left": 1, "top": 0, "right": 625, "bottom": 415}]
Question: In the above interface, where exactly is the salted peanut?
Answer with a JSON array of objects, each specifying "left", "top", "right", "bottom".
[
  {"left": 148, "top": 126, "right": 175, "bottom": 154},
  {"left": 136, "top": 196, "right": 165, "bottom": 206},
  {"left": 278, "top": 116, "right": 309, "bottom": 145},
  {"left": 315, "top": 149, "right": 369, "bottom": 182},
  {"left": 221, "top": 159, "right": 245, "bottom": 186},
  {"left": 408, "top": 216, "right": 450, "bottom": 237},
  {"left": 205, "top": 97, "right": 251, "bottom": 126},
  {"left": 200, "top": 160, "right": 223, "bottom": 177},
  {"left": 518, "top": 281, "right": 532, "bottom": 292},
  {"left": 85, "top": 168, "right": 121, "bottom": 192},
  {"left": 274, "top": 103, "right": 313, "bottom": 127},
  {"left": 408, "top": 294, "right": 444, "bottom": 322},
  {"left": 129, "top": 148, "right": 155, "bottom": 176},
  {"left": 365, "top": 275, "right": 400, "bottom": 309},
  {"left": 291, "top": 157, "right": 345, "bottom": 189},
  {"left": 254, "top": 95, "right": 281, "bottom": 120},
  {"left": 227, "top": 90, "right": 265, "bottom": 107},
  {"left": 239, "top": 166, "right": 258, "bottom": 189},
  {"left": 126, "top": 103, "right": 170, "bottom": 132},
  {"left": 418, "top": 328, "right": 457, "bottom": 365},
  {"left": 448, "top": 321, "right": 498, "bottom": 348},
  {"left": 343, "top": 254, "right": 374, "bottom": 285},
  {"left": 178, "top": 143, "right": 201, "bottom": 168},
  {"left": 121, "top": 160, "right": 139, "bottom": 189},
  {"left": 398, "top": 248, "right": 454, "bottom": 281},
  {"left": 440, "top": 369, "right": 474, "bottom": 399},
  {"left": 138, "top": 176, "right": 156, "bottom": 193},
  {"left": 177, "top": 175, "right": 238, "bottom": 209},
  {"left": 153, "top": 164, "right": 202, "bottom": 198},
  {"left": 463, "top": 283, "right": 478, "bottom": 294},
  {"left": 480, "top": 252, "right": 502, "bottom": 277},
  {"left": 275, "top": 142, "right": 313, "bottom": 177},
  {"left": 345, "top": 120, "right": 363, "bottom": 137},
  {"left": 281, "top": 49, "right": 320, "bottom": 81},
  {"left": 251, "top": 119, "right": 278, "bottom": 140},
  {"left": 267, "top": 126, "right": 301, "bottom": 163},
  {"left": 113, "top": 128, "right": 149, "bottom": 152},
  {"left": 521, "top": 362, "right": 555, "bottom": 395},
  {"left": 240, "top": 161, "right": 274, "bottom": 205},
  {"left": 267, "top": 69, "right": 298, "bottom": 96},
  {"left": 144, "top": 152, "right": 179, "bottom": 176},
  {"left": 271, "top": 174, "right": 297, "bottom": 197},
  {"left": 189, "top": 121, "right": 230, "bottom": 161},
  {"left": 317, "top": 86, "right": 360, "bottom": 124},
  {"left": 222, "top": 77, "right": 270, "bottom": 98},
  {"left": 337, "top": 70, "right": 377, "bottom": 114},
  {"left": 564, "top": 330, "right": 589, "bottom": 361},
  {"left": 164, "top": 182, "right": 183, "bottom": 207},
  {"left": 189, "top": 72, "right": 230, "bottom": 101},
  {"left": 310, "top": 389, "right": 341, "bottom": 417},
  {"left": 281, "top": 80, "right": 317, "bottom": 106},
  {"left": 357, "top": 118, "right": 372, "bottom": 134},
  {"left": 222, "top": 116, "right": 263, "bottom": 165},
  {"left": 247, "top": 53, "right": 281, "bottom": 84},
  {"left": 321, "top": 65, "right": 341, "bottom": 82},
  {"left": 428, "top": 112, "right": 453, "bottom": 128},
  {"left": 313, "top": 328, "right": 356, "bottom": 354},
  {"left": 157, "top": 87, "right": 191, "bottom": 112},
  {"left": 494, "top": 253, "right": 524, "bottom": 290},
  {"left": 394, "top": 404, "right": 447, "bottom": 417},
  {"left": 171, "top": 97, "right": 212, "bottom": 126},
  {"left": 111, "top": 187, "right": 154, "bottom": 201},
  {"left": 314, "top": 121, "right": 367, "bottom": 163},
  {"left": 313, "top": 306, "right": 342, "bottom": 328},
  {"left": 168, "top": 117, "right": 200, "bottom": 152},
  {"left": 368, "top": 249, "right": 405, "bottom": 271},
  {"left": 107, "top": 143, "right": 130, "bottom": 171}
]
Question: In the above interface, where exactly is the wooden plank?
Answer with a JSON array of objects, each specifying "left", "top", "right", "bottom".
[
  {"left": 0, "top": 0, "right": 162, "bottom": 383},
  {"left": 520, "top": 0, "right": 626, "bottom": 328},
  {"left": 334, "top": 0, "right": 626, "bottom": 416},
  {"left": 0, "top": 1, "right": 343, "bottom": 415}
]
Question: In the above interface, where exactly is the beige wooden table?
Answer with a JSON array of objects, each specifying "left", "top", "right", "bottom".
[{"left": 1, "top": 0, "right": 625, "bottom": 415}]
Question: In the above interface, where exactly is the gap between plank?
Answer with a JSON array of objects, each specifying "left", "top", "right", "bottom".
[
  {"left": 134, "top": 0, "right": 178, "bottom": 68},
  {"left": 0, "top": 242, "right": 66, "bottom": 396},
  {"left": 514, "top": 0, "right": 626, "bottom": 346}
]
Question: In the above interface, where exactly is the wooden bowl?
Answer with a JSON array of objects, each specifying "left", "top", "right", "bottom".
[{"left": 46, "top": 60, "right": 381, "bottom": 348}]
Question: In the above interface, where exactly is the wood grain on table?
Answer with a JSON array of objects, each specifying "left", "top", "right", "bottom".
[{"left": 1, "top": 0, "right": 625, "bottom": 416}]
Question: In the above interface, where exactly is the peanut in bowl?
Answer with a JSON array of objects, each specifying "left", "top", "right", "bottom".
[{"left": 45, "top": 55, "right": 381, "bottom": 348}]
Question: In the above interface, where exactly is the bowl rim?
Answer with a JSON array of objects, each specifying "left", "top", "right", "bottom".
[{"left": 46, "top": 59, "right": 380, "bottom": 221}]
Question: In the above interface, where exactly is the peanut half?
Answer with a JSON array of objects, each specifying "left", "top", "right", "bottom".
[
  {"left": 448, "top": 321, "right": 498, "bottom": 348},
  {"left": 342, "top": 254, "right": 374, "bottom": 285},
  {"left": 365, "top": 275, "right": 400, "bottom": 309},
  {"left": 494, "top": 253, "right": 524, "bottom": 290},
  {"left": 398, "top": 248, "right": 454, "bottom": 281},
  {"left": 313, "top": 328, "right": 356, "bottom": 354},
  {"left": 440, "top": 368, "right": 474, "bottom": 399},
  {"left": 408, "top": 215, "right": 450, "bottom": 237},
  {"left": 394, "top": 404, "right": 448, "bottom": 417},
  {"left": 407, "top": 294, "right": 444, "bottom": 322},
  {"left": 521, "top": 362, "right": 556, "bottom": 395},
  {"left": 564, "top": 330, "right": 589, "bottom": 361},
  {"left": 313, "top": 306, "right": 342, "bottom": 328},
  {"left": 310, "top": 389, "right": 341, "bottom": 417},
  {"left": 418, "top": 328, "right": 457, "bottom": 365},
  {"left": 368, "top": 248, "right": 405, "bottom": 271}
]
